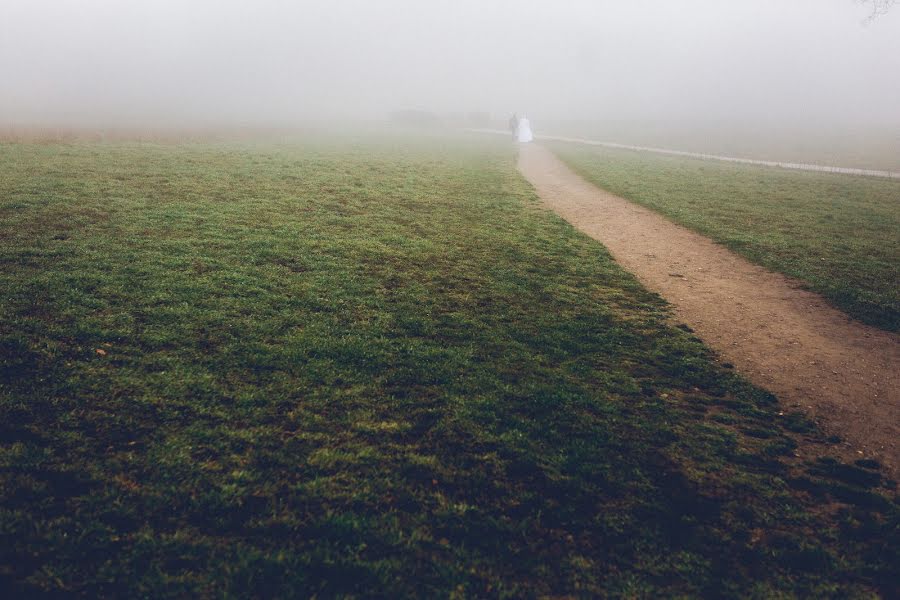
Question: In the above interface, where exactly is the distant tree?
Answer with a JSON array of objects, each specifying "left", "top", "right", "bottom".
[
  {"left": 858, "top": 0, "right": 896, "bottom": 22},
  {"left": 466, "top": 112, "right": 491, "bottom": 128},
  {"left": 389, "top": 109, "right": 441, "bottom": 128}
]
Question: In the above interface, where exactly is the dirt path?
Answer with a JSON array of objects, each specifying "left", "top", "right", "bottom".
[{"left": 518, "top": 143, "right": 900, "bottom": 476}]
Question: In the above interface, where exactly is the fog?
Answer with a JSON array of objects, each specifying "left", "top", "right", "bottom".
[{"left": 2, "top": 0, "right": 899, "bottom": 130}]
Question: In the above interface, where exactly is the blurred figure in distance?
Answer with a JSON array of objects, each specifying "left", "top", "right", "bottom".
[{"left": 517, "top": 115, "right": 533, "bottom": 142}]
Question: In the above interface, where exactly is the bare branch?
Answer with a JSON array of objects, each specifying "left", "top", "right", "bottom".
[{"left": 858, "top": 0, "right": 897, "bottom": 24}]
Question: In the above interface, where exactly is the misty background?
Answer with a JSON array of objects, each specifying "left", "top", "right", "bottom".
[{"left": 1, "top": 0, "right": 899, "bottom": 142}]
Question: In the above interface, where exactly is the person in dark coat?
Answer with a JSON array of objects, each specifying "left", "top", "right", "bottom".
[{"left": 509, "top": 113, "right": 519, "bottom": 139}]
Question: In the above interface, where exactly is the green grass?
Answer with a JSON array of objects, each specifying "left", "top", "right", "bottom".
[
  {"left": 1, "top": 135, "right": 897, "bottom": 597},
  {"left": 549, "top": 142, "right": 900, "bottom": 332},
  {"left": 540, "top": 120, "right": 900, "bottom": 172}
]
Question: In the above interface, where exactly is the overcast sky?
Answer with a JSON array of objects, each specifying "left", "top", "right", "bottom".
[{"left": 1, "top": 0, "right": 899, "bottom": 127}]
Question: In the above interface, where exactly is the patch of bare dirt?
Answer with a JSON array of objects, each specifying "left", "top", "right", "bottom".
[{"left": 518, "top": 143, "right": 900, "bottom": 477}]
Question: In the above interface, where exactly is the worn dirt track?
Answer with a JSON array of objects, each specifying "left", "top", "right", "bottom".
[{"left": 518, "top": 143, "right": 900, "bottom": 476}]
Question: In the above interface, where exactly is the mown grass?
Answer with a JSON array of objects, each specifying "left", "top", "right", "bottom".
[
  {"left": 1, "top": 135, "right": 897, "bottom": 597},
  {"left": 549, "top": 142, "right": 900, "bottom": 332},
  {"left": 540, "top": 121, "right": 900, "bottom": 172}
]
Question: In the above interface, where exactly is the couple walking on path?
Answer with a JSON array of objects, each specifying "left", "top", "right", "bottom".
[{"left": 509, "top": 113, "right": 533, "bottom": 142}]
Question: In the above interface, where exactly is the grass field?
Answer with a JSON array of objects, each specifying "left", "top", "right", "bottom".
[
  {"left": 1, "top": 135, "right": 897, "bottom": 597},
  {"left": 549, "top": 142, "right": 900, "bottom": 332},
  {"left": 540, "top": 121, "right": 900, "bottom": 172}
]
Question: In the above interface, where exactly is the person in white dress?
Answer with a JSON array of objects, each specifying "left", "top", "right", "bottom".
[{"left": 517, "top": 115, "right": 533, "bottom": 142}]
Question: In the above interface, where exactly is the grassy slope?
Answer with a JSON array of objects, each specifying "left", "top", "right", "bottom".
[
  {"left": 0, "top": 136, "right": 897, "bottom": 598},
  {"left": 549, "top": 142, "right": 900, "bottom": 332},
  {"left": 539, "top": 121, "right": 900, "bottom": 172}
]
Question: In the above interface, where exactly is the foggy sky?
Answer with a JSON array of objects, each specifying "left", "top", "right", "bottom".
[{"left": 2, "top": 0, "right": 899, "bottom": 128}]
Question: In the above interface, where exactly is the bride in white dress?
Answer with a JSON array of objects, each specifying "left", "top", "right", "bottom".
[{"left": 517, "top": 115, "right": 533, "bottom": 142}]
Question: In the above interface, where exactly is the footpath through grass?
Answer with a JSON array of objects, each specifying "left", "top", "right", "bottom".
[
  {"left": 1, "top": 135, "right": 897, "bottom": 597},
  {"left": 549, "top": 142, "right": 900, "bottom": 332}
]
